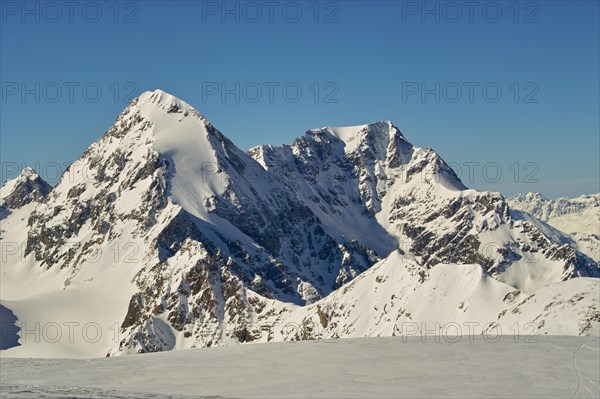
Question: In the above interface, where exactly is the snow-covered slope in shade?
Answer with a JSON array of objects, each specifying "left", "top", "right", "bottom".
[{"left": 509, "top": 192, "right": 600, "bottom": 261}]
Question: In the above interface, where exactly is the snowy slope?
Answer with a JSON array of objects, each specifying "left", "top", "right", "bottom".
[
  {"left": 2, "top": 250, "right": 597, "bottom": 358},
  {"left": 247, "top": 251, "right": 599, "bottom": 344},
  {"left": 509, "top": 192, "right": 600, "bottom": 261},
  {"left": 1, "top": 90, "right": 598, "bottom": 358}
]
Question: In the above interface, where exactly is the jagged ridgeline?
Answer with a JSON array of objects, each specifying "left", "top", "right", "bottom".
[
  {"left": 508, "top": 192, "right": 600, "bottom": 262},
  {"left": 1, "top": 90, "right": 598, "bottom": 356}
]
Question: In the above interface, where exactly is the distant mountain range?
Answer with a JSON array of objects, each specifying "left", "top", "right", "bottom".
[
  {"left": 508, "top": 192, "right": 599, "bottom": 262},
  {"left": 1, "top": 90, "right": 598, "bottom": 357}
]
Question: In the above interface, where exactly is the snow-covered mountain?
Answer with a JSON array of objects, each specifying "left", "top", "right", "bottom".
[
  {"left": 1, "top": 90, "right": 598, "bottom": 357},
  {"left": 508, "top": 192, "right": 600, "bottom": 261},
  {"left": 0, "top": 167, "right": 51, "bottom": 214},
  {"left": 245, "top": 252, "right": 599, "bottom": 347},
  {"left": 250, "top": 124, "right": 598, "bottom": 291}
]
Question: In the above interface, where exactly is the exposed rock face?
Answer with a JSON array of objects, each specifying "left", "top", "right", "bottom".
[
  {"left": 1, "top": 90, "right": 598, "bottom": 356},
  {"left": 250, "top": 123, "right": 598, "bottom": 289},
  {"left": 0, "top": 168, "right": 51, "bottom": 213}
]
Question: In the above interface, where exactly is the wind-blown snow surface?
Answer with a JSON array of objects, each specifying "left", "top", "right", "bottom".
[
  {"left": 1, "top": 89, "right": 598, "bottom": 358},
  {"left": 1, "top": 336, "right": 599, "bottom": 398}
]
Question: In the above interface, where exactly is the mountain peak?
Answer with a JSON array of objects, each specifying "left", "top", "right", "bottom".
[
  {"left": 3, "top": 91, "right": 599, "bottom": 357},
  {"left": 2, "top": 167, "right": 43, "bottom": 192},
  {"left": 1, "top": 167, "right": 51, "bottom": 209},
  {"left": 309, "top": 120, "right": 402, "bottom": 153},
  {"left": 137, "top": 89, "right": 180, "bottom": 105},
  {"left": 88, "top": 89, "right": 241, "bottom": 220},
  {"left": 132, "top": 89, "right": 201, "bottom": 118},
  {"left": 511, "top": 192, "right": 547, "bottom": 203},
  {"left": 20, "top": 166, "right": 38, "bottom": 177}
]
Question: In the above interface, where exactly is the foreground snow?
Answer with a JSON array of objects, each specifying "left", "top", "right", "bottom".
[{"left": 1, "top": 336, "right": 598, "bottom": 398}]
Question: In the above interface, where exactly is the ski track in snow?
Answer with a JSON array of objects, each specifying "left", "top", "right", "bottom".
[
  {"left": 0, "top": 385, "right": 223, "bottom": 399},
  {"left": 568, "top": 337, "right": 599, "bottom": 399},
  {"left": 1, "top": 336, "right": 599, "bottom": 399},
  {"left": 569, "top": 340, "right": 586, "bottom": 399}
]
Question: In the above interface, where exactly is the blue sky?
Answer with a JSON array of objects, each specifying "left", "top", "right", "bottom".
[{"left": 1, "top": 0, "right": 598, "bottom": 198}]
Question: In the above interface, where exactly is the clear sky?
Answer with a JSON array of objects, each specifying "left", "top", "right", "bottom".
[{"left": 1, "top": 0, "right": 598, "bottom": 198}]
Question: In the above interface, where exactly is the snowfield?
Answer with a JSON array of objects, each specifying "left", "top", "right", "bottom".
[{"left": 1, "top": 336, "right": 599, "bottom": 398}]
